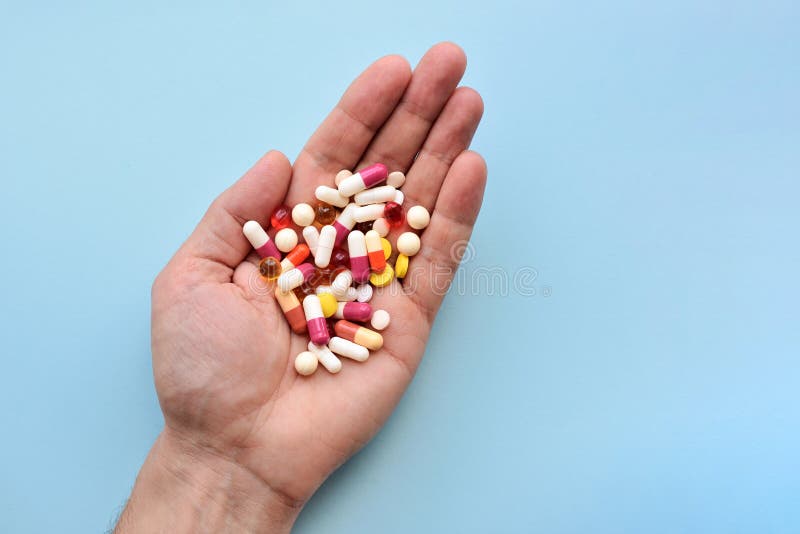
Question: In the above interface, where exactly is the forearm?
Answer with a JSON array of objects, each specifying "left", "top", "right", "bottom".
[{"left": 115, "top": 430, "right": 301, "bottom": 534}]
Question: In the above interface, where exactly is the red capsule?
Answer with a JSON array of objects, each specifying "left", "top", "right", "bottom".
[
  {"left": 270, "top": 204, "right": 292, "bottom": 229},
  {"left": 330, "top": 247, "right": 350, "bottom": 268},
  {"left": 383, "top": 201, "right": 405, "bottom": 228}
]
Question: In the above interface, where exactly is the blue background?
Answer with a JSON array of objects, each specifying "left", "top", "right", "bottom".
[{"left": 1, "top": 1, "right": 798, "bottom": 532}]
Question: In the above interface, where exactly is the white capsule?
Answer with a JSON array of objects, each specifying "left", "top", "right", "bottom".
[
  {"left": 242, "top": 220, "right": 269, "bottom": 248},
  {"left": 387, "top": 171, "right": 405, "bottom": 188},
  {"left": 397, "top": 232, "right": 421, "bottom": 256},
  {"left": 307, "top": 342, "right": 341, "bottom": 374},
  {"left": 292, "top": 203, "right": 315, "bottom": 227},
  {"left": 354, "top": 185, "right": 397, "bottom": 205},
  {"left": 370, "top": 309, "right": 391, "bottom": 330},
  {"left": 294, "top": 351, "right": 318, "bottom": 376},
  {"left": 315, "top": 185, "right": 349, "bottom": 208},
  {"left": 407, "top": 205, "right": 430, "bottom": 230},
  {"left": 356, "top": 284, "right": 373, "bottom": 302},
  {"left": 393, "top": 190, "right": 405, "bottom": 205},
  {"left": 278, "top": 268, "right": 305, "bottom": 292},
  {"left": 341, "top": 287, "right": 358, "bottom": 301},
  {"left": 302, "top": 225, "right": 319, "bottom": 256},
  {"left": 353, "top": 204, "right": 386, "bottom": 223},
  {"left": 274, "top": 228, "right": 298, "bottom": 253},
  {"left": 328, "top": 337, "right": 369, "bottom": 362},
  {"left": 315, "top": 225, "right": 336, "bottom": 267},
  {"left": 331, "top": 270, "right": 353, "bottom": 298},
  {"left": 315, "top": 285, "right": 333, "bottom": 295},
  {"left": 372, "top": 218, "right": 390, "bottom": 237},
  {"left": 334, "top": 169, "right": 352, "bottom": 186}
]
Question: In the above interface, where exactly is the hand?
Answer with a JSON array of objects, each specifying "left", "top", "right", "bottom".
[{"left": 117, "top": 42, "right": 486, "bottom": 533}]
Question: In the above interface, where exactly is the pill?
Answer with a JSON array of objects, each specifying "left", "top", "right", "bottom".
[
  {"left": 340, "top": 286, "right": 358, "bottom": 301},
  {"left": 354, "top": 185, "right": 397, "bottom": 205},
  {"left": 337, "top": 163, "right": 388, "bottom": 197},
  {"left": 275, "top": 228, "right": 298, "bottom": 253},
  {"left": 335, "top": 169, "right": 353, "bottom": 186},
  {"left": 370, "top": 309, "right": 391, "bottom": 330},
  {"left": 332, "top": 203, "right": 358, "bottom": 246},
  {"left": 395, "top": 253, "right": 409, "bottom": 278},
  {"left": 393, "top": 190, "right": 405, "bottom": 205},
  {"left": 334, "top": 302, "right": 373, "bottom": 322},
  {"left": 315, "top": 202, "right": 337, "bottom": 225},
  {"left": 318, "top": 292, "right": 338, "bottom": 318},
  {"left": 315, "top": 185, "right": 349, "bottom": 208},
  {"left": 315, "top": 225, "right": 336, "bottom": 268},
  {"left": 407, "top": 205, "right": 430, "bottom": 230},
  {"left": 365, "top": 230, "right": 386, "bottom": 272},
  {"left": 274, "top": 287, "right": 307, "bottom": 334},
  {"left": 348, "top": 230, "right": 371, "bottom": 283},
  {"left": 383, "top": 202, "right": 405, "bottom": 227},
  {"left": 397, "top": 232, "right": 421, "bottom": 256},
  {"left": 243, "top": 220, "right": 281, "bottom": 259},
  {"left": 307, "top": 341, "right": 341, "bottom": 373},
  {"left": 315, "top": 285, "right": 332, "bottom": 294},
  {"left": 355, "top": 284, "right": 373, "bottom": 302},
  {"left": 330, "top": 270, "right": 353, "bottom": 298},
  {"left": 277, "top": 263, "right": 316, "bottom": 292},
  {"left": 294, "top": 351, "right": 318, "bottom": 376},
  {"left": 369, "top": 264, "right": 394, "bottom": 287},
  {"left": 257, "top": 256, "right": 282, "bottom": 280},
  {"left": 328, "top": 337, "right": 369, "bottom": 362},
  {"left": 387, "top": 170, "right": 405, "bottom": 188},
  {"left": 302, "top": 226, "right": 319, "bottom": 256},
  {"left": 334, "top": 320, "right": 383, "bottom": 350},
  {"left": 373, "top": 218, "right": 390, "bottom": 237},
  {"left": 330, "top": 247, "right": 350, "bottom": 268},
  {"left": 270, "top": 204, "right": 291, "bottom": 229},
  {"left": 380, "top": 238, "right": 392, "bottom": 259},
  {"left": 303, "top": 294, "right": 330, "bottom": 345},
  {"left": 280, "top": 243, "right": 310, "bottom": 271},
  {"left": 292, "top": 203, "right": 315, "bottom": 227},
  {"left": 353, "top": 204, "right": 386, "bottom": 223}
]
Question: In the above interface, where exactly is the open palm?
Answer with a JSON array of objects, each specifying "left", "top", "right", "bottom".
[{"left": 150, "top": 43, "right": 486, "bottom": 510}]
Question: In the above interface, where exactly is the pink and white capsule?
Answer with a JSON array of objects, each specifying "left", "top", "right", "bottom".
[
  {"left": 337, "top": 163, "right": 388, "bottom": 197},
  {"left": 334, "top": 302, "right": 372, "bottom": 322},
  {"left": 354, "top": 185, "right": 397, "bottom": 206},
  {"left": 303, "top": 294, "right": 330, "bottom": 345},
  {"left": 302, "top": 226, "right": 320, "bottom": 256},
  {"left": 328, "top": 337, "right": 369, "bottom": 362},
  {"left": 353, "top": 204, "right": 386, "bottom": 223},
  {"left": 332, "top": 203, "right": 358, "bottom": 246},
  {"left": 348, "top": 230, "right": 371, "bottom": 283},
  {"left": 315, "top": 225, "right": 336, "bottom": 268},
  {"left": 307, "top": 341, "right": 341, "bottom": 374},
  {"left": 315, "top": 186, "right": 349, "bottom": 208},
  {"left": 277, "top": 263, "right": 315, "bottom": 292},
  {"left": 243, "top": 221, "right": 280, "bottom": 259}
]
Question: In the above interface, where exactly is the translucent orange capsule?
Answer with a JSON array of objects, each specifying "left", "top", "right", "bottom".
[
  {"left": 258, "top": 256, "right": 282, "bottom": 280},
  {"left": 315, "top": 202, "right": 337, "bottom": 225}
]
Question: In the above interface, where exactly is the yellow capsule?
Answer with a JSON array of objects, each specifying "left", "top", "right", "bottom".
[
  {"left": 318, "top": 292, "right": 338, "bottom": 318},
  {"left": 395, "top": 254, "right": 409, "bottom": 279},
  {"left": 381, "top": 237, "right": 392, "bottom": 259},
  {"left": 369, "top": 264, "right": 394, "bottom": 287}
]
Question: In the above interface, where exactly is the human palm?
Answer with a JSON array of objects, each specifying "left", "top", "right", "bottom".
[{"left": 150, "top": 43, "right": 486, "bottom": 508}]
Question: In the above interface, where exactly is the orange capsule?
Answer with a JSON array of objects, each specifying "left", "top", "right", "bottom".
[
  {"left": 280, "top": 244, "right": 310, "bottom": 271},
  {"left": 365, "top": 230, "right": 386, "bottom": 272},
  {"left": 275, "top": 287, "right": 307, "bottom": 334},
  {"left": 334, "top": 320, "right": 383, "bottom": 350}
]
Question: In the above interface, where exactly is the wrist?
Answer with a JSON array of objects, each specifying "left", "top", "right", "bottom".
[{"left": 116, "top": 428, "right": 302, "bottom": 534}]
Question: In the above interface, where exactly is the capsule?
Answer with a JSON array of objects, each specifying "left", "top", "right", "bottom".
[
  {"left": 315, "top": 185, "right": 349, "bottom": 208},
  {"left": 274, "top": 287, "right": 306, "bottom": 334},
  {"left": 303, "top": 294, "right": 330, "bottom": 345},
  {"left": 328, "top": 337, "right": 369, "bottom": 362},
  {"left": 334, "top": 302, "right": 373, "bottom": 322},
  {"left": 393, "top": 189, "right": 405, "bottom": 205},
  {"left": 354, "top": 185, "right": 397, "bottom": 206},
  {"left": 280, "top": 243, "right": 310, "bottom": 271},
  {"left": 277, "top": 263, "right": 316, "bottom": 292},
  {"left": 337, "top": 163, "right": 388, "bottom": 198},
  {"left": 315, "top": 225, "right": 336, "bottom": 268},
  {"left": 365, "top": 230, "right": 385, "bottom": 272},
  {"left": 332, "top": 203, "right": 358, "bottom": 246},
  {"left": 302, "top": 226, "right": 319, "bottom": 256},
  {"left": 348, "top": 230, "right": 370, "bottom": 283},
  {"left": 307, "top": 341, "right": 341, "bottom": 374},
  {"left": 353, "top": 204, "right": 386, "bottom": 223},
  {"left": 330, "top": 270, "right": 353, "bottom": 298},
  {"left": 243, "top": 220, "right": 280, "bottom": 259},
  {"left": 334, "top": 320, "right": 383, "bottom": 350}
]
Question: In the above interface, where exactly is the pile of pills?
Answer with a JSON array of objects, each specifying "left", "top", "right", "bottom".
[{"left": 242, "top": 163, "right": 430, "bottom": 376}]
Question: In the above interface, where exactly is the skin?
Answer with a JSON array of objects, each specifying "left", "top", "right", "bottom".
[{"left": 116, "top": 42, "right": 487, "bottom": 533}]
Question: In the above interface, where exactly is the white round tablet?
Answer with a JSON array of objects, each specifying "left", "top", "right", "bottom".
[
  {"left": 396, "top": 232, "right": 421, "bottom": 256},
  {"left": 291, "top": 203, "right": 315, "bottom": 227},
  {"left": 407, "top": 205, "right": 430, "bottom": 230},
  {"left": 294, "top": 351, "right": 318, "bottom": 376},
  {"left": 387, "top": 171, "right": 405, "bottom": 188},
  {"left": 275, "top": 228, "right": 298, "bottom": 253},
  {"left": 370, "top": 309, "right": 391, "bottom": 330},
  {"left": 356, "top": 284, "right": 373, "bottom": 303}
]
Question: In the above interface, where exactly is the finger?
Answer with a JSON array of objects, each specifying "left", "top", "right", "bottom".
[
  {"left": 357, "top": 42, "right": 467, "bottom": 173},
  {"left": 400, "top": 86, "right": 484, "bottom": 212},
  {"left": 403, "top": 151, "right": 487, "bottom": 319},
  {"left": 176, "top": 150, "right": 293, "bottom": 279},
  {"left": 286, "top": 55, "right": 412, "bottom": 204}
]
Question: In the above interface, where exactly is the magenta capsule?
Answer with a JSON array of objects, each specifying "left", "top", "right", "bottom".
[
  {"left": 348, "top": 230, "right": 370, "bottom": 283},
  {"left": 337, "top": 163, "right": 388, "bottom": 197},
  {"left": 243, "top": 220, "right": 280, "bottom": 259},
  {"left": 332, "top": 203, "right": 358, "bottom": 246},
  {"left": 277, "top": 263, "right": 315, "bottom": 292},
  {"left": 303, "top": 295, "right": 330, "bottom": 345},
  {"left": 334, "top": 302, "right": 372, "bottom": 322}
]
